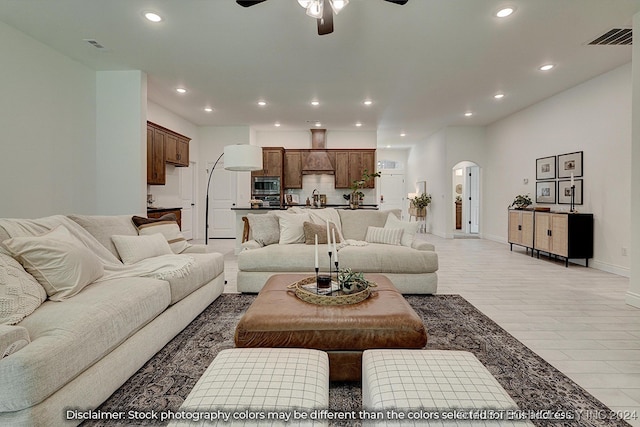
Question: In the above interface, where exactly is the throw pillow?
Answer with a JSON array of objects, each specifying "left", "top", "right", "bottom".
[
  {"left": 303, "top": 221, "right": 342, "bottom": 245},
  {"left": 385, "top": 213, "right": 420, "bottom": 247},
  {"left": 0, "top": 324, "right": 30, "bottom": 358},
  {"left": 111, "top": 233, "right": 173, "bottom": 265},
  {"left": 246, "top": 213, "right": 280, "bottom": 246},
  {"left": 274, "top": 212, "right": 310, "bottom": 245},
  {"left": 0, "top": 253, "right": 47, "bottom": 325},
  {"left": 365, "top": 226, "right": 403, "bottom": 246},
  {"left": 3, "top": 225, "right": 104, "bottom": 302},
  {"left": 307, "top": 208, "right": 345, "bottom": 242},
  {"left": 132, "top": 214, "right": 191, "bottom": 254}
]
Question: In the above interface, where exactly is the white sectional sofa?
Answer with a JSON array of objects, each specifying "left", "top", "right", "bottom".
[
  {"left": 237, "top": 208, "right": 438, "bottom": 294},
  {"left": 0, "top": 214, "right": 225, "bottom": 426}
]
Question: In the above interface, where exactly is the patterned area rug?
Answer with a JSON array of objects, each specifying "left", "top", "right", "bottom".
[{"left": 84, "top": 294, "right": 629, "bottom": 427}]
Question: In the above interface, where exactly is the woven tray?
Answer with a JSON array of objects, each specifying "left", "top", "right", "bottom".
[{"left": 287, "top": 276, "right": 376, "bottom": 306}]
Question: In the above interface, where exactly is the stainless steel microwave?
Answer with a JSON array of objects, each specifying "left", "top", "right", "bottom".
[{"left": 253, "top": 176, "right": 280, "bottom": 195}]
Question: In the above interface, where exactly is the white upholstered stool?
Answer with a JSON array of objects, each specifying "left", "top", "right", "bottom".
[
  {"left": 169, "top": 348, "right": 329, "bottom": 426},
  {"left": 362, "top": 349, "right": 533, "bottom": 426}
]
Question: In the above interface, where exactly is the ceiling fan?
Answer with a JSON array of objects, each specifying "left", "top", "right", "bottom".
[{"left": 236, "top": 0, "right": 409, "bottom": 35}]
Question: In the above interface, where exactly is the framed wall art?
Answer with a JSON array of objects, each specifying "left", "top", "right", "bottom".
[
  {"left": 536, "top": 156, "right": 556, "bottom": 180},
  {"left": 557, "top": 151, "right": 583, "bottom": 178},
  {"left": 536, "top": 181, "right": 556, "bottom": 204},
  {"left": 558, "top": 179, "right": 583, "bottom": 205}
]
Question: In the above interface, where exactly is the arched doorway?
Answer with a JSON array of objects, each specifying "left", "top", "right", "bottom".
[{"left": 452, "top": 161, "right": 480, "bottom": 237}]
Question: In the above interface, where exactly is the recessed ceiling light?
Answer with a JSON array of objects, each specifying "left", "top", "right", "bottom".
[
  {"left": 257, "top": 100, "right": 267, "bottom": 106},
  {"left": 315, "top": 122, "right": 322, "bottom": 127},
  {"left": 495, "top": 7, "right": 514, "bottom": 18},
  {"left": 494, "top": 93, "right": 505, "bottom": 99},
  {"left": 355, "top": 122, "right": 363, "bottom": 127},
  {"left": 363, "top": 100, "right": 373, "bottom": 106},
  {"left": 386, "top": 145, "right": 391, "bottom": 149},
  {"left": 464, "top": 112, "right": 473, "bottom": 117},
  {"left": 144, "top": 12, "right": 163, "bottom": 22},
  {"left": 539, "top": 64, "right": 555, "bottom": 71},
  {"left": 400, "top": 133, "right": 406, "bottom": 137},
  {"left": 204, "top": 107, "right": 213, "bottom": 112},
  {"left": 274, "top": 122, "right": 281, "bottom": 127},
  {"left": 311, "top": 100, "right": 320, "bottom": 106},
  {"left": 176, "top": 87, "right": 187, "bottom": 94}
]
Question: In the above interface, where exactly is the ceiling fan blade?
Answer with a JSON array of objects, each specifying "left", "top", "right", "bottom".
[
  {"left": 383, "top": 0, "right": 409, "bottom": 4},
  {"left": 317, "top": 0, "right": 334, "bottom": 35},
  {"left": 236, "top": 0, "right": 267, "bottom": 7}
]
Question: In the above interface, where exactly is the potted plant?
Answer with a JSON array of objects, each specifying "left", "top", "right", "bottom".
[
  {"left": 409, "top": 193, "right": 431, "bottom": 216},
  {"left": 338, "top": 268, "right": 371, "bottom": 294},
  {"left": 349, "top": 169, "right": 381, "bottom": 209},
  {"left": 455, "top": 195, "right": 462, "bottom": 203},
  {"left": 509, "top": 194, "right": 532, "bottom": 209}
]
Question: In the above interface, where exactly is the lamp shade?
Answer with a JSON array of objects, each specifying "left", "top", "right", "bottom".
[{"left": 223, "top": 144, "right": 263, "bottom": 171}]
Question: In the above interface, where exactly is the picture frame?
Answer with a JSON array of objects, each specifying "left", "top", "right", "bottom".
[
  {"left": 536, "top": 181, "right": 556, "bottom": 204},
  {"left": 558, "top": 179, "right": 583, "bottom": 205},
  {"left": 536, "top": 156, "right": 556, "bottom": 180},
  {"left": 557, "top": 151, "right": 583, "bottom": 178}
]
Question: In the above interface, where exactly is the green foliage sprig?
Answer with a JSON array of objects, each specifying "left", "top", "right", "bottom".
[{"left": 410, "top": 193, "right": 432, "bottom": 209}]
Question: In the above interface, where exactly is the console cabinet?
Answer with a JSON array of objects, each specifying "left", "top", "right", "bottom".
[
  {"left": 533, "top": 212, "right": 593, "bottom": 267},
  {"left": 508, "top": 209, "right": 534, "bottom": 253}
]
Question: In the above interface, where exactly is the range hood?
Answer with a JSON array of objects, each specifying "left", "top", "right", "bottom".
[{"left": 302, "top": 129, "right": 335, "bottom": 175}]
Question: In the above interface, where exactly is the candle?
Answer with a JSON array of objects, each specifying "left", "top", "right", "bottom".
[
  {"left": 332, "top": 228, "right": 338, "bottom": 263},
  {"left": 571, "top": 172, "right": 574, "bottom": 187},
  {"left": 314, "top": 234, "right": 319, "bottom": 269},
  {"left": 326, "top": 220, "right": 331, "bottom": 248}
]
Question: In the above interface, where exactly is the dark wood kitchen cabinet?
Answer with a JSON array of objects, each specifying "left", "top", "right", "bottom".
[
  {"left": 283, "top": 150, "right": 303, "bottom": 189},
  {"left": 251, "top": 147, "right": 284, "bottom": 178},
  {"left": 333, "top": 149, "right": 376, "bottom": 189},
  {"left": 147, "top": 125, "right": 165, "bottom": 185}
]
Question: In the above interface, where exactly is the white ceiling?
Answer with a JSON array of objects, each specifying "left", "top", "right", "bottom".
[{"left": 1, "top": 0, "right": 638, "bottom": 148}]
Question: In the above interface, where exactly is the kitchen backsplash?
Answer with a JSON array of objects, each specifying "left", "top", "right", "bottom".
[{"left": 286, "top": 174, "right": 376, "bottom": 205}]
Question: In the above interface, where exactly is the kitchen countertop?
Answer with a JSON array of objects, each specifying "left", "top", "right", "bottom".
[
  {"left": 147, "top": 207, "right": 182, "bottom": 212},
  {"left": 231, "top": 204, "right": 379, "bottom": 211}
]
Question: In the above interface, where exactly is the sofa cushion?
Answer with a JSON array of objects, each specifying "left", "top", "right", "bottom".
[
  {"left": 0, "top": 324, "right": 30, "bottom": 358},
  {"left": 274, "top": 212, "right": 310, "bottom": 245},
  {"left": 0, "top": 253, "right": 47, "bottom": 325},
  {"left": 365, "top": 226, "right": 403, "bottom": 246},
  {"left": 132, "top": 214, "right": 191, "bottom": 254},
  {"left": 0, "top": 277, "right": 171, "bottom": 412},
  {"left": 3, "top": 225, "right": 104, "bottom": 301},
  {"left": 238, "top": 243, "right": 333, "bottom": 272},
  {"left": 111, "top": 233, "right": 173, "bottom": 265},
  {"left": 68, "top": 214, "right": 139, "bottom": 260},
  {"left": 246, "top": 213, "right": 280, "bottom": 247},
  {"left": 163, "top": 252, "right": 224, "bottom": 304},
  {"left": 338, "top": 209, "right": 401, "bottom": 241},
  {"left": 307, "top": 208, "right": 344, "bottom": 241},
  {"left": 338, "top": 243, "right": 438, "bottom": 274},
  {"left": 385, "top": 213, "right": 419, "bottom": 247}
]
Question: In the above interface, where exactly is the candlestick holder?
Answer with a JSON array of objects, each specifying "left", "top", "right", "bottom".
[
  {"left": 327, "top": 251, "right": 333, "bottom": 295},
  {"left": 570, "top": 185, "right": 576, "bottom": 213},
  {"left": 315, "top": 267, "right": 319, "bottom": 294}
]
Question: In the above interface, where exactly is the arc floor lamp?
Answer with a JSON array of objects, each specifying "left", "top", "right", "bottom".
[{"left": 205, "top": 144, "right": 263, "bottom": 244}]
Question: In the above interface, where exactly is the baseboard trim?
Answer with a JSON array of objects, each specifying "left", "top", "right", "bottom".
[
  {"left": 589, "top": 260, "right": 630, "bottom": 278},
  {"left": 626, "top": 291, "right": 640, "bottom": 309}
]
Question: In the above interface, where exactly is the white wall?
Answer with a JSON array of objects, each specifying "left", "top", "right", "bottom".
[
  {"left": 485, "top": 64, "right": 632, "bottom": 276},
  {"left": 0, "top": 21, "right": 96, "bottom": 217},
  {"left": 256, "top": 129, "right": 376, "bottom": 149},
  {"left": 95, "top": 71, "right": 147, "bottom": 215}
]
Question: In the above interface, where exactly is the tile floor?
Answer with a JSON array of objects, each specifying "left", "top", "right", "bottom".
[{"left": 206, "top": 234, "right": 640, "bottom": 425}]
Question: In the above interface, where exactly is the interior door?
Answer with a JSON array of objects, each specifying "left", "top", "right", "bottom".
[
  {"left": 379, "top": 172, "right": 406, "bottom": 219},
  {"left": 207, "top": 161, "right": 237, "bottom": 239},
  {"left": 179, "top": 162, "right": 196, "bottom": 240},
  {"left": 466, "top": 166, "right": 480, "bottom": 234}
]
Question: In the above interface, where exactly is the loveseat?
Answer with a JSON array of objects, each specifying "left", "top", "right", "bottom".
[
  {"left": 237, "top": 208, "right": 438, "bottom": 293},
  {"left": 0, "top": 214, "right": 225, "bottom": 426}
]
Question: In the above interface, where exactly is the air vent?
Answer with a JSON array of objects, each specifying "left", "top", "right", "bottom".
[
  {"left": 84, "top": 39, "right": 107, "bottom": 49},
  {"left": 588, "top": 28, "right": 632, "bottom": 45}
]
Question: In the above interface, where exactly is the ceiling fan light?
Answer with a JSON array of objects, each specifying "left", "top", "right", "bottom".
[
  {"left": 329, "top": 0, "right": 349, "bottom": 15},
  {"left": 305, "top": 0, "right": 323, "bottom": 18}
]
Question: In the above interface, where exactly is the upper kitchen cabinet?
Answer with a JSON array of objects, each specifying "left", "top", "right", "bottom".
[
  {"left": 284, "top": 150, "right": 303, "bottom": 189},
  {"left": 164, "top": 132, "right": 190, "bottom": 167},
  {"left": 333, "top": 149, "right": 376, "bottom": 189},
  {"left": 252, "top": 147, "right": 284, "bottom": 178},
  {"left": 147, "top": 124, "right": 165, "bottom": 185}
]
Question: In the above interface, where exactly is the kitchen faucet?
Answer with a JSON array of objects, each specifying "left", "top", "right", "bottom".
[{"left": 312, "top": 189, "right": 319, "bottom": 207}]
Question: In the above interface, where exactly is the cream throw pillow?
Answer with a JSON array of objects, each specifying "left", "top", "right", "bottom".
[
  {"left": 111, "top": 233, "right": 173, "bottom": 265},
  {"left": 365, "top": 226, "right": 403, "bottom": 246},
  {"left": 0, "top": 253, "right": 47, "bottom": 324},
  {"left": 3, "top": 225, "right": 104, "bottom": 301},
  {"left": 385, "top": 213, "right": 419, "bottom": 247},
  {"left": 246, "top": 213, "right": 280, "bottom": 247},
  {"left": 132, "top": 214, "right": 191, "bottom": 254},
  {"left": 274, "top": 212, "right": 310, "bottom": 245}
]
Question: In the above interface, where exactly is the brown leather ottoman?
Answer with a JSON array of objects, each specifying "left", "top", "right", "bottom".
[{"left": 234, "top": 273, "right": 427, "bottom": 381}]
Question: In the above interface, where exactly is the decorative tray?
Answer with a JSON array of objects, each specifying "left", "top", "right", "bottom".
[{"left": 287, "top": 276, "right": 376, "bottom": 306}]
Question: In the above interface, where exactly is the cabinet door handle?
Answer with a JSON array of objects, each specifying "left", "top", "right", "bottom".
[{"left": 518, "top": 225, "right": 522, "bottom": 231}]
